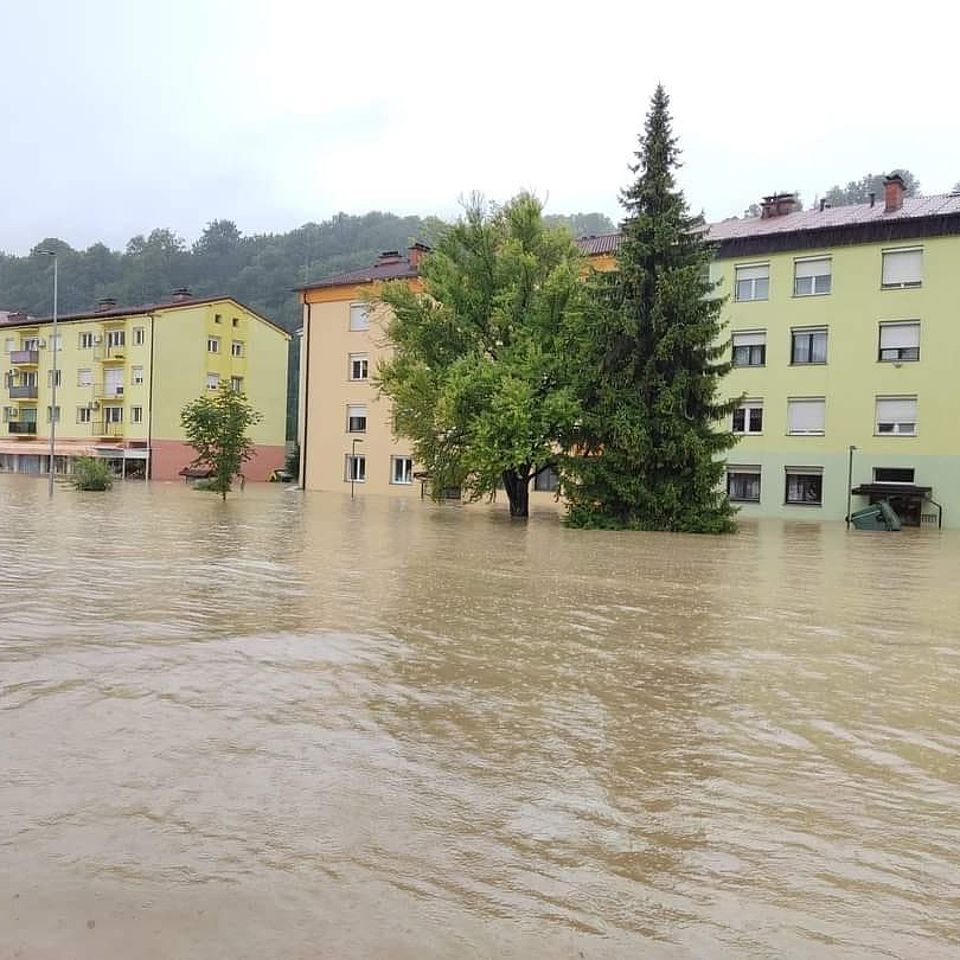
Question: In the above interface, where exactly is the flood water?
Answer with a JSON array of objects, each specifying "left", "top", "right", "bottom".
[{"left": 1, "top": 476, "right": 958, "bottom": 959}]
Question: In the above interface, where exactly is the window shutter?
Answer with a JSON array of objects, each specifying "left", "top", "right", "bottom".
[
  {"left": 788, "top": 399, "right": 825, "bottom": 433},
  {"left": 732, "top": 331, "right": 765, "bottom": 347},
  {"left": 882, "top": 249, "right": 922, "bottom": 285},
  {"left": 347, "top": 404, "right": 366, "bottom": 419},
  {"left": 879, "top": 323, "right": 920, "bottom": 349},
  {"left": 736, "top": 264, "right": 769, "bottom": 281},
  {"left": 349, "top": 304, "right": 370, "bottom": 330},
  {"left": 795, "top": 258, "right": 830, "bottom": 278},
  {"left": 876, "top": 398, "right": 917, "bottom": 421}
]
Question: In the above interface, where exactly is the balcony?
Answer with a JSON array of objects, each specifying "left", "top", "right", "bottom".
[
  {"left": 8, "top": 384, "right": 38, "bottom": 400},
  {"left": 10, "top": 350, "right": 39, "bottom": 365},
  {"left": 93, "top": 382, "right": 125, "bottom": 400},
  {"left": 95, "top": 345, "right": 127, "bottom": 362},
  {"left": 8, "top": 421, "right": 37, "bottom": 436},
  {"left": 91, "top": 421, "right": 123, "bottom": 438}
]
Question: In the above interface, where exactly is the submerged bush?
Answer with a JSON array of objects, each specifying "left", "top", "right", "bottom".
[{"left": 71, "top": 456, "right": 113, "bottom": 491}]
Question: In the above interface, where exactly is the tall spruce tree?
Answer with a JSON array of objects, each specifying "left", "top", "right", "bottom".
[{"left": 563, "top": 85, "right": 739, "bottom": 533}]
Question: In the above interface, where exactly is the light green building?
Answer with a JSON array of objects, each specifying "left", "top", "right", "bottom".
[{"left": 708, "top": 177, "right": 959, "bottom": 527}]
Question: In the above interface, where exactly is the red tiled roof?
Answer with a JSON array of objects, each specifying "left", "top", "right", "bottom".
[
  {"left": 575, "top": 233, "right": 622, "bottom": 256},
  {"left": 0, "top": 295, "right": 289, "bottom": 336},
  {"left": 706, "top": 194, "right": 960, "bottom": 241},
  {"left": 296, "top": 255, "right": 419, "bottom": 290}
]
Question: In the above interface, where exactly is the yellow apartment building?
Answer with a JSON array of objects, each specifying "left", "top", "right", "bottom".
[
  {"left": 298, "top": 178, "right": 960, "bottom": 526},
  {"left": 0, "top": 290, "right": 289, "bottom": 481}
]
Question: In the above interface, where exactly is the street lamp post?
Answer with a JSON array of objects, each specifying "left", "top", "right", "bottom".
[
  {"left": 350, "top": 438, "right": 363, "bottom": 499},
  {"left": 846, "top": 444, "right": 857, "bottom": 528},
  {"left": 39, "top": 251, "right": 59, "bottom": 498}
]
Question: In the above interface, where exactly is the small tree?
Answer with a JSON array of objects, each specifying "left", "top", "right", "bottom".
[
  {"left": 70, "top": 456, "right": 113, "bottom": 491},
  {"left": 376, "top": 193, "right": 585, "bottom": 518},
  {"left": 563, "top": 85, "right": 738, "bottom": 533},
  {"left": 180, "top": 384, "right": 263, "bottom": 500}
]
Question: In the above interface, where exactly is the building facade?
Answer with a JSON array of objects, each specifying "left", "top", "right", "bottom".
[
  {"left": 0, "top": 292, "right": 289, "bottom": 481},
  {"left": 297, "top": 246, "right": 561, "bottom": 504},
  {"left": 713, "top": 177, "right": 959, "bottom": 527},
  {"left": 298, "top": 178, "right": 960, "bottom": 526}
]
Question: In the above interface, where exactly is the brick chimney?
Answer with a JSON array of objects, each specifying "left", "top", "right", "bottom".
[
  {"left": 760, "top": 193, "right": 801, "bottom": 219},
  {"left": 170, "top": 287, "right": 193, "bottom": 302},
  {"left": 884, "top": 174, "right": 905, "bottom": 213},
  {"left": 407, "top": 242, "right": 431, "bottom": 270},
  {"left": 96, "top": 297, "right": 118, "bottom": 313}
]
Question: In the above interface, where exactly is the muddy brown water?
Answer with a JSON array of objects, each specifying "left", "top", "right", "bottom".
[{"left": 1, "top": 476, "right": 958, "bottom": 959}]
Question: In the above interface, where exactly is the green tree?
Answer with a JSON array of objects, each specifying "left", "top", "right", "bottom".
[
  {"left": 823, "top": 169, "right": 920, "bottom": 207},
  {"left": 376, "top": 193, "right": 584, "bottom": 518},
  {"left": 563, "top": 85, "right": 738, "bottom": 533},
  {"left": 180, "top": 384, "right": 263, "bottom": 500},
  {"left": 70, "top": 456, "right": 113, "bottom": 491}
]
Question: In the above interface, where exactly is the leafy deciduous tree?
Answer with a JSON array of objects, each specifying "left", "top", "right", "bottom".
[
  {"left": 376, "top": 193, "right": 584, "bottom": 518},
  {"left": 563, "top": 85, "right": 738, "bottom": 533},
  {"left": 180, "top": 384, "right": 263, "bottom": 500}
]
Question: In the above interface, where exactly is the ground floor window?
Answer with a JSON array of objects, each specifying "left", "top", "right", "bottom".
[
  {"left": 345, "top": 454, "right": 366, "bottom": 482},
  {"left": 391, "top": 455, "right": 413, "bottom": 484},
  {"left": 785, "top": 467, "right": 823, "bottom": 505},
  {"left": 534, "top": 465, "right": 559, "bottom": 492},
  {"left": 727, "top": 465, "right": 761, "bottom": 502}
]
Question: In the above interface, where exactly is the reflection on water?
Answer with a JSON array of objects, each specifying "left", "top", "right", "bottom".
[{"left": 1, "top": 476, "right": 959, "bottom": 958}]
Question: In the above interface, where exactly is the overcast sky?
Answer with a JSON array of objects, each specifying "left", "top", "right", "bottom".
[{"left": 1, "top": 0, "right": 955, "bottom": 254}]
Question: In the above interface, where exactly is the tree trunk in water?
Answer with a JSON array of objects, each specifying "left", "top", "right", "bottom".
[{"left": 502, "top": 469, "right": 530, "bottom": 519}]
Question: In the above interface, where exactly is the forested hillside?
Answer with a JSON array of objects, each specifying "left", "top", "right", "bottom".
[
  {"left": 0, "top": 209, "right": 614, "bottom": 437},
  {"left": 0, "top": 210, "right": 614, "bottom": 329}
]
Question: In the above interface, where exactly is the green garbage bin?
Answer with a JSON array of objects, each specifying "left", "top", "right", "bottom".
[{"left": 851, "top": 501, "right": 901, "bottom": 531}]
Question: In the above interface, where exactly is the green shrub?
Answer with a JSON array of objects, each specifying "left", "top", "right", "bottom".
[{"left": 71, "top": 456, "right": 113, "bottom": 491}]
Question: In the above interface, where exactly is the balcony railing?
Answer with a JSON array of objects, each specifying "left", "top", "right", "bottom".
[
  {"left": 91, "top": 421, "right": 124, "bottom": 438},
  {"left": 93, "top": 382, "right": 125, "bottom": 399},
  {"left": 10, "top": 350, "right": 39, "bottom": 365},
  {"left": 8, "top": 384, "right": 38, "bottom": 399},
  {"left": 8, "top": 421, "right": 37, "bottom": 435},
  {"left": 95, "top": 345, "right": 127, "bottom": 362}
]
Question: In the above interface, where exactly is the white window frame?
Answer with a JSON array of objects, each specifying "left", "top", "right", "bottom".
[
  {"left": 878, "top": 321, "right": 920, "bottom": 362},
  {"left": 77, "top": 368, "right": 93, "bottom": 387},
  {"left": 732, "top": 400, "right": 764, "bottom": 435},
  {"left": 731, "top": 330, "right": 766, "bottom": 367},
  {"left": 130, "top": 406, "right": 143, "bottom": 424},
  {"left": 787, "top": 397, "right": 826, "bottom": 436},
  {"left": 230, "top": 376, "right": 243, "bottom": 392},
  {"left": 47, "top": 369, "right": 62, "bottom": 388},
  {"left": 791, "top": 327, "right": 828, "bottom": 365},
  {"left": 76, "top": 406, "right": 92, "bottom": 424},
  {"left": 726, "top": 465, "right": 761, "bottom": 503},
  {"left": 785, "top": 466, "right": 824, "bottom": 506},
  {"left": 346, "top": 403, "right": 367, "bottom": 433},
  {"left": 735, "top": 263, "right": 770, "bottom": 302},
  {"left": 206, "top": 373, "right": 220, "bottom": 391},
  {"left": 794, "top": 257, "right": 832, "bottom": 297},
  {"left": 106, "top": 329, "right": 125, "bottom": 348},
  {"left": 345, "top": 454, "right": 366, "bottom": 482},
  {"left": 391, "top": 455, "right": 413, "bottom": 485},
  {"left": 4, "top": 337, "right": 14, "bottom": 354},
  {"left": 349, "top": 303, "right": 370, "bottom": 331},
  {"left": 875, "top": 396, "right": 918, "bottom": 436},
  {"left": 207, "top": 336, "right": 221, "bottom": 354},
  {"left": 133, "top": 327, "right": 145, "bottom": 346},
  {"left": 78, "top": 332, "right": 95, "bottom": 349},
  {"left": 881, "top": 247, "right": 923, "bottom": 289},
  {"left": 231, "top": 340, "right": 244, "bottom": 357},
  {"left": 46, "top": 405, "right": 61, "bottom": 423},
  {"left": 104, "top": 405, "right": 123, "bottom": 424},
  {"left": 349, "top": 353, "right": 369, "bottom": 381}
]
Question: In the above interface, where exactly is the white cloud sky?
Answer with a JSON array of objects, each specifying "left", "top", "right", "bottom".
[{"left": 1, "top": 0, "right": 955, "bottom": 252}]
